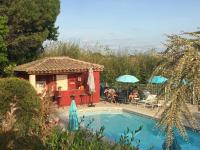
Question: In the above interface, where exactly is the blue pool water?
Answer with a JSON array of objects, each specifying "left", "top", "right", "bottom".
[{"left": 81, "top": 112, "right": 200, "bottom": 150}]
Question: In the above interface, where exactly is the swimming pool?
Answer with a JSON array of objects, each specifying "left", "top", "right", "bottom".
[{"left": 81, "top": 111, "right": 200, "bottom": 150}]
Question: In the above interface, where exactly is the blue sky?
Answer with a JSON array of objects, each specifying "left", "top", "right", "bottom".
[{"left": 56, "top": 0, "right": 200, "bottom": 52}]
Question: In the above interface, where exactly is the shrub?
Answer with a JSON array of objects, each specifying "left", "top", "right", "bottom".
[
  {"left": 45, "top": 122, "right": 141, "bottom": 150},
  {"left": 0, "top": 77, "right": 40, "bottom": 136}
]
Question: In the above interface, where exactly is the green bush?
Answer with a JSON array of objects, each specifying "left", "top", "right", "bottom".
[
  {"left": 45, "top": 126, "right": 139, "bottom": 150},
  {"left": 45, "top": 117, "right": 142, "bottom": 150},
  {"left": 0, "top": 77, "right": 41, "bottom": 135},
  {"left": 0, "top": 131, "right": 45, "bottom": 150}
]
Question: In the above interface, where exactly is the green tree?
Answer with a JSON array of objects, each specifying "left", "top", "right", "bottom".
[
  {"left": 153, "top": 33, "right": 200, "bottom": 148},
  {"left": 42, "top": 42, "right": 81, "bottom": 59},
  {"left": 0, "top": 16, "right": 8, "bottom": 75},
  {"left": 0, "top": 0, "right": 60, "bottom": 64},
  {"left": 42, "top": 42, "right": 161, "bottom": 84}
]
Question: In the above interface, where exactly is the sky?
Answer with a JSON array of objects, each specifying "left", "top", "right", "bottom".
[{"left": 56, "top": 0, "right": 200, "bottom": 52}]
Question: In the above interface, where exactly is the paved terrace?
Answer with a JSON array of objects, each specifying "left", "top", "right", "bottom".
[{"left": 54, "top": 101, "right": 200, "bottom": 130}]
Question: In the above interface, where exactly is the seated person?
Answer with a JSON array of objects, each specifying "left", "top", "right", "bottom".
[
  {"left": 129, "top": 89, "right": 140, "bottom": 102},
  {"left": 111, "top": 91, "right": 118, "bottom": 103},
  {"left": 104, "top": 88, "right": 118, "bottom": 103},
  {"left": 106, "top": 92, "right": 113, "bottom": 102},
  {"left": 104, "top": 87, "right": 110, "bottom": 98},
  {"left": 108, "top": 88, "right": 115, "bottom": 96}
]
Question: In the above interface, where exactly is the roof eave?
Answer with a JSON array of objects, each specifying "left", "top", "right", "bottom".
[{"left": 24, "top": 68, "right": 104, "bottom": 75}]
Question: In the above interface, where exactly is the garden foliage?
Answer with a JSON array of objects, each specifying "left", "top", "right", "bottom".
[
  {"left": 0, "top": 16, "right": 9, "bottom": 75},
  {"left": 0, "top": 78, "right": 41, "bottom": 136},
  {"left": 45, "top": 124, "right": 140, "bottom": 150},
  {"left": 42, "top": 42, "right": 162, "bottom": 84},
  {"left": 153, "top": 33, "right": 200, "bottom": 148},
  {"left": 0, "top": 0, "right": 60, "bottom": 65}
]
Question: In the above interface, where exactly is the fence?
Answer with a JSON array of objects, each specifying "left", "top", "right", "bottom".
[{"left": 100, "top": 83, "right": 165, "bottom": 97}]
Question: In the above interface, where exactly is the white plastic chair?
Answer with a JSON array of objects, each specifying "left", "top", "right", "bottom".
[{"left": 143, "top": 94, "right": 157, "bottom": 108}]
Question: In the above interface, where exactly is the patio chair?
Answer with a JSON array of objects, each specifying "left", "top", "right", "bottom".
[
  {"left": 144, "top": 94, "right": 157, "bottom": 108},
  {"left": 138, "top": 94, "right": 157, "bottom": 108},
  {"left": 143, "top": 90, "right": 150, "bottom": 99},
  {"left": 116, "top": 90, "right": 127, "bottom": 104},
  {"left": 130, "top": 97, "right": 140, "bottom": 105}
]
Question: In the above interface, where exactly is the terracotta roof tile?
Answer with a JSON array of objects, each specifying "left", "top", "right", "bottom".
[{"left": 14, "top": 57, "right": 104, "bottom": 74}]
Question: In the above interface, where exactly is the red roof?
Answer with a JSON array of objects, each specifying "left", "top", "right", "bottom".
[{"left": 14, "top": 57, "right": 104, "bottom": 74}]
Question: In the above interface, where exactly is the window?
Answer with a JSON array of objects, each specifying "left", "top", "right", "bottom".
[
  {"left": 56, "top": 75, "right": 68, "bottom": 91},
  {"left": 36, "top": 81, "right": 46, "bottom": 94}
]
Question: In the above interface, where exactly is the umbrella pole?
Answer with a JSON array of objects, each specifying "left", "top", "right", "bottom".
[
  {"left": 126, "top": 90, "right": 128, "bottom": 103},
  {"left": 126, "top": 83, "right": 129, "bottom": 103}
]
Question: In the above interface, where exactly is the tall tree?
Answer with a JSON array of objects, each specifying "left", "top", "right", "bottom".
[
  {"left": 0, "top": 16, "right": 8, "bottom": 74},
  {"left": 153, "top": 33, "right": 200, "bottom": 148},
  {"left": 0, "top": 0, "right": 60, "bottom": 64}
]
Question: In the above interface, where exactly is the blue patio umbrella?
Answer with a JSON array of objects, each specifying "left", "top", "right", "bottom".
[
  {"left": 116, "top": 75, "right": 139, "bottom": 83},
  {"left": 149, "top": 75, "right": 168, "bottom": 101},
  {"left": 149, "top": 75, "right": 168, "bottom": 84},
  {"left": 68, "top": 100, "right": 79, "bottom": 131},
  {"left": 116, "top": 75, "right": 139, "bottom": 103}
]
